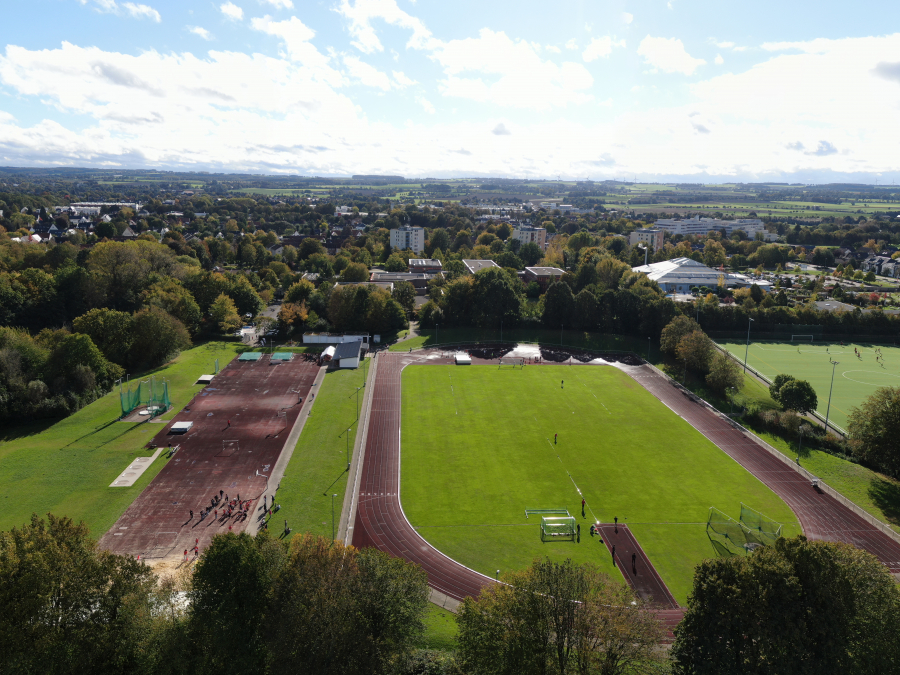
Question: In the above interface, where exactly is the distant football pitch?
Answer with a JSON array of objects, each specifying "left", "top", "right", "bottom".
[
  {"left": 400, "top": 364, "right": 799, "bottom": 605},
  {"left": 717, "top": 340, "right": 900, "bottom": 432}
]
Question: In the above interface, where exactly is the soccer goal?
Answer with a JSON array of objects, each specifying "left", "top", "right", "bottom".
[
  {"left": 498, "top": 357, "right": 525, "bottom": 368},
  {"left": 791, "top": 335, "right": 815, "bottom": 342},
  {"left": 525, "top": 508, "right": 570, "bottom": 519},
  {"left": 540, "top": 516, "right": 576, "bottom": 542}
]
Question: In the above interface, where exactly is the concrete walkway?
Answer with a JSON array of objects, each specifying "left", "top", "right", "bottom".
[{"left": 245, "top": 363, "right": 328, "bottom": 536}]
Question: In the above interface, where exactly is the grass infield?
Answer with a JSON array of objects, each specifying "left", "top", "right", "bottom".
[
  {"left": 717, "top": 340, "right": 900, "bottom": 431},
  {"left": 274, "top": 362, "right": 366, "bottom": 540},
  {"left": 0, "top": 341, "right": 240, "bottom": 537},
  {"left": 400, "top": 365, "right": 799, "bottom": 605}
]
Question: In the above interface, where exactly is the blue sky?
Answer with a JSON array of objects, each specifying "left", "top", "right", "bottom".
[{"left": 1, "top": 0, "right": 899, "bottom": 181}]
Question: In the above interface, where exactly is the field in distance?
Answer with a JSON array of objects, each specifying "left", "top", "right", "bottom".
[
  {"left": 717, "top": 340, "right": 900, "bottom": 432},
  {"left": 400, "top": 364, "right": 799, "bottom": 605}
]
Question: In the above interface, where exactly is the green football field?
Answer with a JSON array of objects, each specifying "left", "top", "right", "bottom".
[
  {"left": 400, "top": 365, "right": 800, "bottom": 605},
  {"left": 717, "top": 340, "right": 900, "bottom": 432}
]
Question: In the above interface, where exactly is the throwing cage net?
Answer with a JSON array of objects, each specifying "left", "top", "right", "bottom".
[
  {"left": 740, "top": 503, "right": 783, "bottom": 543},
  {"left": 541, "top": 516, "right": 576, "bottom": 542},
  {"left": 120, "top": 376, "right": 171, "bottom": 417},
  {"left": 498, "top": 357, "right": 525, "bottom": 368},
  {"left": 707, "top": 506, "right": 783, "bottom": 556}
]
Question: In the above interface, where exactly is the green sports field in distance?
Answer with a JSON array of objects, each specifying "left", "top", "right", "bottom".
[
  {"left": 400, "top": 365, "right": 800, "bottom": 605},
  {"left": 717, "top": 340, "right": 900, "bottom": 432}
]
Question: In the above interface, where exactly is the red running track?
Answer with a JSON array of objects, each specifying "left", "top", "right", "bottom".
[
  {"left": 352, "top": 351, "right": 900, "bottom": 615},
  {"left": 352, "top": 352, "right": 493, "bottom": 600},
  {"left": 99, "top": 355, "right": 319, "bottom": 559},
  {"left": 629, "top": 363, "right": 900, "bottom": 573}
]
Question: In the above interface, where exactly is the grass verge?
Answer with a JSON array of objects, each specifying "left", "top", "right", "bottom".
[
  {"left": 0, "top": 341, "right": 240, "bottom": 537},
  {"left": 422, "top": 605, "right": 459, "bottom": 651},
  {"left": 274, "top": 361, "right": 368, "bottom": 539}
]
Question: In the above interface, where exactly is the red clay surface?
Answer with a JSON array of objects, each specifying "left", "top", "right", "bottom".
[
  {"left": 99, "top": 354, "right": 319, "bottom": 559},
  {"left": 353, "top": 348, "right": 900, "bottom": 627}
]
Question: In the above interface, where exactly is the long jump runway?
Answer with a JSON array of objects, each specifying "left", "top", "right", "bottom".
[{"left": 99, "top": 355, "right": 319, "bottom": 559}]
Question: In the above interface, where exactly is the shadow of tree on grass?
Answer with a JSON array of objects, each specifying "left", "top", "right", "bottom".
[{"left": 868, "top": 477, "right": 900, "bottom": 528}]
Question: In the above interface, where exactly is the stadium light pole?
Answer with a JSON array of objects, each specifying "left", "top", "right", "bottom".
[
  {"left": 824, "top": 360, "right": 839, "bottom": 435},
  {"left": 560, "top": 323, "right": 563, "bottom": 346},
  {"left": 331, "top": 493, "right": 337, "bottom": 542},
  {"left": 647, "top": 337, "right": 651, "bottom": 361},
  {"left": 743, "top": 317, "right": 754, "bottom": 374}
]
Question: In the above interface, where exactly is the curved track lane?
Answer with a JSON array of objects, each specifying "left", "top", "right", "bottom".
[
  {"left": 352, "top": 350, "right": 900, "bottom": 612},
  {"left": 352, "top": 352, "right": 492, "bottom": 600}
]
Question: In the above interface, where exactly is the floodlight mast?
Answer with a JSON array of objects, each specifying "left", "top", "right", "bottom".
[
  {"left": 743, "top": 317, "right": 754, "bottom": 373},
  {"left": 824, "top": 360, "right": 839, "bottom": 434}
]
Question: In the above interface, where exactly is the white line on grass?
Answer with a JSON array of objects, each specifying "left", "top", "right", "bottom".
[
  {"left": 545, "top": 438, "right": 599, "bottom": 524},
  {"left": 574, "top": 372, "right": 610, "bottom": 414}
]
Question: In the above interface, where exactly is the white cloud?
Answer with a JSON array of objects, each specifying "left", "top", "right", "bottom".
[
  {"left": 259, "top": 0, "right": 293, "bottom": 8},
  {"left": 122, "top": 2, "right": 160, "bottom": 21},
  {"left": 391, "top": 70, "right": 416, "bottom": 87},
  {"left": 621, "top": 12, "right": 633, "bottom": 24},
  {"left": 3, "top": 32, "right": 900, "bottom": 181},
  {"left": 250, "top": 15, "right": 340, "bottom": 83},
  {"left": 343, "top": 55, "right": 393, "bottom": 90},
  {"left": 416, "top": 96, "right": 435, "bottom": 114},
  {"left": 335, "top": 0, "right": 434, "bottom": 54},
  {"left": 637, "top": 36, "right": 706, "bottom": 75},
  {"left": 431, "top": 28, "right": 593, "bottom": 109},
  {"left": 565, "top": 38, "right": 578, "bottom": 50},
  {"left": 189, "top": 27, "right": 213, "bottom": 40},
  {"left": 81, "top": 0, "right": 160, "bottom": 21},
  {"left": 712, "top": 40, "right": 734, "bottom": 49},
  {"left": 582, "top": 36, "right": 625, "bottom": 62},
  {"left": 546, "top": 45, "right": 561, "bottom": 54},
  {"left": 714, "top": 54, "right": 723, "bottom": 65},
  {"left": 220, "top": 2, "right": 243, "bottom": 20}
]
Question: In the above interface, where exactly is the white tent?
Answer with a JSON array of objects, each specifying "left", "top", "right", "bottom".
[{"left": 455, "top": 353, "right": 471, "bottom": 365}]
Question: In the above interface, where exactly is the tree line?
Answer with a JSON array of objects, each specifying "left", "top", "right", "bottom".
[{"left": 3, "top": 515, "right": 900, "bottom": 674}]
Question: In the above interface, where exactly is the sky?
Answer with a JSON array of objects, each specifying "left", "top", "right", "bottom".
[{"left": 1, "top": 0, "right": 900, "bottom": 182}]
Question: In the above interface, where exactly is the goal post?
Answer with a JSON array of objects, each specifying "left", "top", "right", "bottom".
[
  {"left": 790, "top": 335, "right": 815, "bottom": 342},
  {"left": 525, "top": 508, "right": 570, "bottom": 519},
  {"left": 540, "top": 516, "right": 576, "bottom": 542},
  {"left": 498, "top": 357, "right": 525, "bottom": 368}
]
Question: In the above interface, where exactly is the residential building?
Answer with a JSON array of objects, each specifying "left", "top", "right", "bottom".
[
  {"left": 524, "top": 266, "right": 565, "bottom": 291},
  {"left": 628, "top": 229, "right": 664, "bottom": 251},
  {"left": 512, "top": 225, "right": 547, "bottom": 250},
  {"left": 390, "top": 226, "right": 425, "bottom": 254},
  {"left": 408, "top": 258, "right": 443, "bottom": 274},
  {"left": 861, "top": 255, "right": 900, "bottom": 278},
  {"left": 462, "top": 259, "right": 500, "bottom": 275},
  {"left": 654, "top": 216, "right": 767, "bottom": 238}
]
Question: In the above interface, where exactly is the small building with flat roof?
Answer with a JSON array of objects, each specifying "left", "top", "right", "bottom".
[
  {"left": 408, "top": 258, "right": 443, "bottom": 274},
  {"left": 524, "top": 266, "right": 565, "bottom": 291},
  {"left": 463, "top": 259, "right": 500, "bottom": 275}
]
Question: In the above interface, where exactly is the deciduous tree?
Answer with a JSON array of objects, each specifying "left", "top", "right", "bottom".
[{"left": 848, "top": 386, "right": 900, "bottom": 477}]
